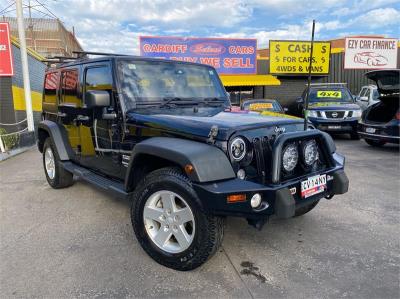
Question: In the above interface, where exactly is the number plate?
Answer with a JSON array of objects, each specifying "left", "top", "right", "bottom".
[
  {"left": 365, "top": 127, "right": 376, "bottom": 133},
  {"left": 301, "top": 174, "right": 327, "bottom": 198},
  {"left": 328, "top": 125, "right": 341, "bottom": 129}
]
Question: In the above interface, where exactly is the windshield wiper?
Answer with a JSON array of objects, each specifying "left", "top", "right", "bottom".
[
  {"left": 158, "top": 97, "right": 185, "bottom": 108},
  {"left": 198, "top": 97, "right": 226, "bottom": 107}
]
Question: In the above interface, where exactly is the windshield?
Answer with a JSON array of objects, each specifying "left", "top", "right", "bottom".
[
  {"left": 242, "top": 101, "right": 282, "bottom": 112},
  {"left": 117, "top": 59, "right": 228, "bottom": 109},
  {"left": 308, "top": 88, "right": 353, "bottom": 102}
]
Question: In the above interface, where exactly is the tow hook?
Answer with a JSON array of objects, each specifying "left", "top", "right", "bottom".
[{"left": 247, "top": 218, "right": 268, "bottom": 230}]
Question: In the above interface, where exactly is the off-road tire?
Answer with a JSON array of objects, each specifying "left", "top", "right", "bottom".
[
  {"left": 365, "top": 139, "right": 386, "bottom": 147},
  {"left": 131, "top": 167, "right": 224, "bottom": 271},
  {"left": 42, "top": 137, "right": 74, "bottom": 188},
  {"left": 294, "top": 200, "right": 319, "bottom": 217}
]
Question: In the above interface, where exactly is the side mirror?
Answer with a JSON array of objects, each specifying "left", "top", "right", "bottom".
[
  {"left": 296, "top": 97, "right": 304, "bottom": 103},
  {"left": 360, "top": 96, "right": 368, "bottom": 102},
  {"left": 85, "top": 90, "right": 110, "bottom": 108}
]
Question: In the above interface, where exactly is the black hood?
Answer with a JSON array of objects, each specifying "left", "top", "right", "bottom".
[{"left": 126, "top": 110, "right": 304, "bottom": 140}]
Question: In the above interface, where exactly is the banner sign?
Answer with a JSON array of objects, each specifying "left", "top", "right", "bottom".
[
  {"left": 269, "top": 40, "right": 331, "bottom": 75},
  {"left": 0, "top": 22, "right": 14, "bottom": 76},
  {"left": 139, "top": 36, "right": 257, "bottom": 74},
  {"left": 344, "top": 37, "right": 398, "bottom": 69}
]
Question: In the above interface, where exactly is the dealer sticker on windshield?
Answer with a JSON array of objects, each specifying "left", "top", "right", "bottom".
[
  {"left": 249, "top": 103, "right": 273, "bottom": 110},
  {"left": 301, "top": 174, "right": 327, "bottom": 198},
  {"left": 317, "top": 91, "right": 342, "bottom": 98}
]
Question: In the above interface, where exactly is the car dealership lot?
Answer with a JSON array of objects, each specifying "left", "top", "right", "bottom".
[{"left": 0, "top": 139, "right": 399, "bottom": 298}]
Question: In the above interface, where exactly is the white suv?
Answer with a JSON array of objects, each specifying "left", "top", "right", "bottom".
[{"left": 356, "top": 85, "right": 380, "bottom": 110}]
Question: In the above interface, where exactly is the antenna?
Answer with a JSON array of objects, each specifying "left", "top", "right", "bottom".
[{"left": 304, "top": 20, "right": 316, "bottom": 131}]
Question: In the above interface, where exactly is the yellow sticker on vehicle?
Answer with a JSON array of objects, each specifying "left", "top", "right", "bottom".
[
  {"left": 317, "top": 91, "right": 342, "bottom": 98},
  {"left": 249, "top": 103, "right": 273, "bottom": 110},
  {"left": 260, "top": 111, "right": 300, "bottom": 119}
]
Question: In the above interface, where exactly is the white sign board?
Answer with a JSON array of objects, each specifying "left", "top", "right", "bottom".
[{"left": 344, "top": 37, "right": 398, "bottom": 69}]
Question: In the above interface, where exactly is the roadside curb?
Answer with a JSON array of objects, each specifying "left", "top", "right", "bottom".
[{"left": 0, "top": 145, "right": 35, "bottom": 162}]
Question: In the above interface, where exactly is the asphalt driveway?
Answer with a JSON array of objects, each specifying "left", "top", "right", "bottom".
[{"left": 0, "top": 139, "right": 399, "bottom": 298}]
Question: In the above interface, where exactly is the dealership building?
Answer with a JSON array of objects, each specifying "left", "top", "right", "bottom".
[
  {"left": 1, "top": 31, "right": 399, "bottom": 147},
  {"left": 228, "top": 36, "right": 400, "bottom": 110}
]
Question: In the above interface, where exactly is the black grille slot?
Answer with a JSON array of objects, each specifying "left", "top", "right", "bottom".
[
  {"left": 253, "top": 137, "right": 266, "bottom": 183},
  {"left": 325, "top": 111, "right": 345, "bottom": 118}
]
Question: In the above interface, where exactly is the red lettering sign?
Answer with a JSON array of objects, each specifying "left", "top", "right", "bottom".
[{"left": 0, "top": 22, "right": 13, "bottom": 76}]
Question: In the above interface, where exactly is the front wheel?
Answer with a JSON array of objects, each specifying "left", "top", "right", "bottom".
[
  {"left": 131, "top": 167, "right": 224, "bottom": 271},
  {"left": 365, "top": 139, "right": 386, "bottom": 147}
]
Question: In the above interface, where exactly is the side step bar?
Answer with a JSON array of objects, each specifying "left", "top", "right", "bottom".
[{"left": 62, "top": 162, "right": 129, "bottom": 200}]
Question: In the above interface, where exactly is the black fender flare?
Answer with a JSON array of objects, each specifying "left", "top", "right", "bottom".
[
  {"left": 37, "top": 121, "right": 74, "bottom": 161},
  {"left": 125, "top": 137, "right": 235, "bottom": 191}
]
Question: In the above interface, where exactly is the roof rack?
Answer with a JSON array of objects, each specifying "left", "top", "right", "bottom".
[
  {"left": 43, "top": 56, "right": 79, "bottom": 67},
  {"left": 72, "top": 51, "right": 129, "bottom": 58},
  {"left": 307, "top": 83, "right": 347, "bottom": 86}
]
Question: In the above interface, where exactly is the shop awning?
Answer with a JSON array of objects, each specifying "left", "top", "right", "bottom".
[{"left": 219, "top": 75, "right": 281, "bottom": 87}]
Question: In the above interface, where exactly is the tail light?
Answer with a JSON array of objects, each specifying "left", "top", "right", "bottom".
[{"left": 395, "top": 111, "right": 400, "bottom": 120}]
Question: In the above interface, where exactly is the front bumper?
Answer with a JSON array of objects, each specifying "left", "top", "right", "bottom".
[
  {"left": 309, "top": 117, "right": 358, "bottom": 133},
  {"left": 193, "top": 163, "right": 348, "bottom": 220}
]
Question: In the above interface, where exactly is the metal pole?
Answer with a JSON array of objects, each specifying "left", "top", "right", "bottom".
[
  {"left": 304, "top": 20, "right": 315, "bottom": 131},
  {"left": 16, "top": 0, "right": 34, "bottom": 132}
]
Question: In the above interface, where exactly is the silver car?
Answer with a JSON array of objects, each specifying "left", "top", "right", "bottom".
[{"left": 356, "top": 85, "right": 380, "bottom": 110}]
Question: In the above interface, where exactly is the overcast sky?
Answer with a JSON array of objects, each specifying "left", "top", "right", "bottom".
[{"left": 1, "top": 0, "right": 399, "bottom": 54}]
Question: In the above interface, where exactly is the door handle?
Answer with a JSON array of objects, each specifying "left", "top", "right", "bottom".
[
  {"left": 76, "top": 115, "right": 90, "bottom": 121},
  {"left": 57, "top": 112, "right": 67, "bottom": 117}
]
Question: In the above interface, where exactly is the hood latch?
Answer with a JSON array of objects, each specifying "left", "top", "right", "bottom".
[{"left": 207, "top": 125, "right": 219, "bottom": 144}]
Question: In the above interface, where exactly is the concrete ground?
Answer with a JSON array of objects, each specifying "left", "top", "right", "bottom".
[{"left": 0, "top": 138, "right": 399, "bottom": 298}]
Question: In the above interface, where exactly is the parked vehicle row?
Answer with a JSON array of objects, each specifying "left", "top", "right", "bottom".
[{"left": 240, "top": 70, "right": 399, "bottom": 147}]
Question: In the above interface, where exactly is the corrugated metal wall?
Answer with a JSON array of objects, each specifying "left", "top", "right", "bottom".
[{"left": 319, "top": 52, "right": 372, "bottom": 94}]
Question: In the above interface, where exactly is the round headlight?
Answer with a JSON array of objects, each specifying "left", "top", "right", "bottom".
[
  {"left": 303, "top": 140, "right": 319, "bottom": 166},
  {"left": 230, "top": 137, "right": 246, "bottom": 161},
  {"left": 282, "top": 143, "right": 298, "bottom": 172}
]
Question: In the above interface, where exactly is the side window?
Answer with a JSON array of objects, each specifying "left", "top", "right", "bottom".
[
  {"left": 372, "top": 89, "right": 379, "bottom": 100},
  {"left": 44, "top": 72, "right": 59, "bottom": 104},
  {"left": 84, "top": 66, "right": 112, "bottom": 93},
  {"left": 364, "top": 88, "right": 370, "bottom": 100},
  {"left": 359, "top": 88, "right": 366, "bottom": 97},
  {"left": 60, "top": 69, "right": 80, "bottom": 106}
]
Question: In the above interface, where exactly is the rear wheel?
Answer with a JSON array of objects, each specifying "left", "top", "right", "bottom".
[
  {"left": 295, "top": 200, "right": 319, "bottom": 217},
  {"left": 131, "top": 167, "right": 224, "bottom": 271},
  {"left": 365, "top": 139, "right": 386, "bottom": 147},
  {"left": 42, "top": 138, "right": 74, "bottom": 188}
]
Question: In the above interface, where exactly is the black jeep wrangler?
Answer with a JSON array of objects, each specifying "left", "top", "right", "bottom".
[{"left": 37, "top": 54, "right": 349, "bottom": 271}]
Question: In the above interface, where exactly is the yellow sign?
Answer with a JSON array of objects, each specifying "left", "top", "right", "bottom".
[
  {"left": 317, "top": 91, "right": 342, "bottom": 98},
  {"left": 269, "top": 40, "right": 331, "bottom": 75},
  {"left": 249, "top": 103, "right": 273, "bottom": 110}
]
